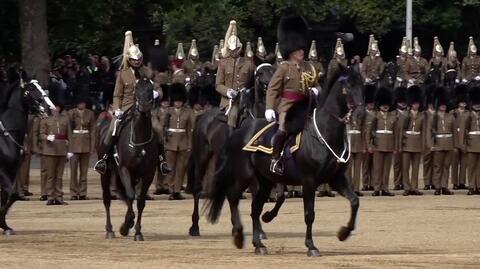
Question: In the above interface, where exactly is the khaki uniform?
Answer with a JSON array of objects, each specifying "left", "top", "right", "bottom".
[
  {"left": 361, "top": 56, "right": 385, "bottom": 81},
  {"left": 461, "top": 111, "right": 480, "bottom": 189},
  {"left": 164, "top": 107, "right": 195, "bottom": 193},
  {"left": 266, "top": 61, "right": 318, "bottom": 131},
  {"left": 15, "top": 115, "right": 35, "bottom": 196},
  {"left": 396, "top": 57, "right": 409, "bottom": 82},
  {"left": 346, "top": 112, "right": 364, "bottom": 192},
  {"left": 112, "top": 66, "right": 156, "bottom": 112},
  {"left": 31, "top": 116, "right": 48, "bottom": 196},
  {"left": 406, "top": 57, "right": 429, "bottom": 84},
  {"left": 426, "top": 112, "right": 455, "bottom": 190},
  {"left": 366, "top": 111, "right": 397, "bottom": 191},
  {"left": 67, "top": 108, "right": 95, "bottom": 197},
  {"left": 398, "top": 111, "right": 425, "bottom": 191},
  {"left": 326, "top": 58, "right": 348, "bottom": 84},
  {"left": 446, "top": 60, "right": 462, "bottom": 80},
  {"left": 450, "top": 109, "right": 469, "bottom": 186},
  {"left": 461, "top": 55, "right": 480, "bottom": 81},
  {"left": 171, "top": 69, "right": 188, "bottom": 85},
  {"left": 362, "top": 109, "right": 375, "bottom": 188},
  {"left": 393, "top": 109, "right": 408, "bottom": 187},
  {"left": 423, "top": 109, "right": 435, "bottom": 187},
  {"left": 309, "top": 60, "right": 325, "bottom": 79},
  {"left": 183, "top": 59, "right": 203, "bottom": 78},
  {"left": 152, "top": 106, "right": 169, "bottom": 191},
  {"left": 429, "top": 57, "right": 447, "bottom": 81},
  {"left": 40, "top": 113, "right": 71, "bottom": 200},
  {"left": 216, "top": 56, "right": 254, "bottom": 127}
]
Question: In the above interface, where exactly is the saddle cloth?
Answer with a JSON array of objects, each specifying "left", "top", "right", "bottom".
[{"left": 242, "top": 122, "right": 302, "bottom": 155}]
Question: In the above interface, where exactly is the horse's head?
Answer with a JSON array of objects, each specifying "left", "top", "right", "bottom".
[
  {"left": 22, "top": 80, "right": 56, "bottom": 118},
  {"left": 134, "top": 78, "right": 154, "bottom": 113},
  {"left": 203, "top": 67, "right": 217, "bottom": 88},
  {"left": 337, "top": 64, "right": 364, "bottom": 111},
  {"left": 255, "top": 64, "right": 275, "bottom": 95}
]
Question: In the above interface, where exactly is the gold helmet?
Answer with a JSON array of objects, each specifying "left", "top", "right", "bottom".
[
  {"left": 372, "top": 40, "right": 380, "bottom": 56},
  {"left": 468, "top": 36, "right": 477, "bottom": 56},
  {"left": 218, "top": 39, "right": 224, "bottom": 59},
  {"left": 222, "top": 20, "right": 242, "bottom": 57},
  {"left": 245, "top": 41, "right": 253, "bottom": 58},
  {"left": 399, "top": 36, "right": 409, "bottom": 54},
  {"left": 212, "top": 45, "right": 220, "bottom": 63},
  {"left": 367, "top": 34, "right": 375, "bottom": 56},
  {"left": 413, "top": 37, "right": 421, "bottom": 53},
  {"left": 308, "top": 40, "right": 318, "bottom": 60},
  {"left": 121, "top": 31, "right": 143, "bottom": 69},
  {"left": 275, "top": 42, "right": 283, "bottom": 60},
  {"left": 188, "top": 39, "right": 199, "bottom": 59},
  {"left": 448, "top": 42, "right": 457, "bottom": 58},
  {"left": 256, "top": 37, "right": 267, "bottom": 56},
  {"left": 175, "top": 42, "right": 185, "bottom": 60},
  {"left": 333, "top": 38, "right": 345, "bottom": 58},
  {"left": 432, "top": 36, "right": 444, "bottom": 57}
]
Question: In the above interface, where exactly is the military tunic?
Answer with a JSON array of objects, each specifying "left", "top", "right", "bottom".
[
  {"left": 362, "top": 108, "right": 376, "bottom": 189},
  {"left": 346, "top": 110, "right": 364, "bottom": 192},
  {"left": 406, "top": 57, "right": 429, "bottom": 84},
  {"left": 428, "top": 57, "right": 447, "bottom": 82},
  {"left": 393, "top": 109, "right": 408, "bottom": 188},
  {"left": 461, "top": 55, "right": 480, "bottom": 81},
  {"left": 361, "top": 56, "right": 385, "bottom": 81},
  {"left": 461, "top": 111, "right": 480, "bottom": 189},
  {"left": 326, "top": 58, "right": 348, "bottom": 84},
  {"left": 450, "top": 109, "right": 469, "bottom": 187},
  {"left": 396, "top": 56, "right": 409, "bottom": 83},
  {"left": 112, "top": 65, "right": 156, "bottom": 112},
  {"left": 423, "top": 109, "right": 435, "bottom": 187}
]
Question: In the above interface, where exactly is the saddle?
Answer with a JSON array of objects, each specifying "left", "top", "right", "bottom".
[{"left": 243, "top": 122, "right": 302, "bottom": 157}]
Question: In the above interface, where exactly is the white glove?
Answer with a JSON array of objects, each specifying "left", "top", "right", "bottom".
[
  {"left": 396, "top": 77, "right": 403, "bottom": 82},
  {"left": 310, "top": 87, "right": 319, "bottom": 95},
  {"left": 153, "top": 91, "right": 159, "bottom": 99},
  {"left": 462, "top": 79, "right": 468, "bottom": 83},
  {"left": 47, "top": 134, "right": 55, "bottom": 142},
  {"left": 265, "top": 109, "right": 276, "bottom": 122},
  {"left": 455, "top": 79, "right": 460, "bottom": 84},
  {"left": 114, "top": 109, "right": 123, "bottom": 118},
  {"left": 475, "top": 76, "right": 480, "bottom": 81},
  {"left": 226, "top": 89, "right": 237, "bottom": 99},
  {"left": 408, "top": 79, "right": 415, "bottom": 83},
  {"left": 185, "top": 77, "right": 191, "bottom": 82},
  {"left": 365, "top": 78, "right": 372, "bottom": 83},
  {"left": 67, "top": 152, "right": 74, "bottom": 160}
]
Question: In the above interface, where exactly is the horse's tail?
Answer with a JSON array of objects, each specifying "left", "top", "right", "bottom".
[{"left": 205, "top": 151, "right": 230, "bottom": 223}]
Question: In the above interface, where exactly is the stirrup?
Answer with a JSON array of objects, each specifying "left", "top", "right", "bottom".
[
  {"left": 159, "top": 161, "right": 172, "bottom": 175},
  {"left": 113, "top": 152, "right": 120, "bottom": 165},
  {"left": 94, "top": 159, "right": 107, "bottom": 175},
  {"left": 270, "top": 159, "right": 284, "bottom": 176}
]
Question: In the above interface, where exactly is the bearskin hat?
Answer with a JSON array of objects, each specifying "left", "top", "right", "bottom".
[
  {"left": 406, "top": 85, "right": 423, "bottom": 106},
  {"left": 188, "top": 86, "right": 203, "bottom": 107},
  {"left": 454, "top": 84, "right": 469, "bottom": 104},
  {"left": 424, "top": 84, "right": 436, "bottom": 105},
  {"left": 375, "top": 87, "right": 392, "bottom": 107},
  {"left": 394, "top": 86, "right": 407, "bottom": 104},
  {"left": 170, "top": 83, "right": 187, "bottom": 103},
  {"left": 277, "top": 15, "right": 309, "bottom": 59},
  {"left": 434, "top": 87, "right": 448, "bottom": 108},
  {"left": 470, "top": 87, "right": 480, "bottom": 105},
  {"left": 160, "top": 84, "right": 169, "bottom": 103},
  {"left": 364, "top": 84, "right": 376, "bottom": 104}
]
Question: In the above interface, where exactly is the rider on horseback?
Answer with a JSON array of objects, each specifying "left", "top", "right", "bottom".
[
  {"left": 265, "top": 15, "right": 320, "bottom": 175},
  {"left": 361, "top": 34, "right": 384, "bottom": 86},
  {"left": 94, "top": 31, "right": 167, "bottom": 174},
  {"left": 461, "top": 37, "right": 480, "bottom": 84}
]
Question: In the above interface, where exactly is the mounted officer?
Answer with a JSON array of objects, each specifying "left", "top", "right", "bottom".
[
  {"left": 361, "top": 34, "right": 384, "bottom": 86},
  {"left": 461, "top": 36, "right": 480, "bottom": 84}
]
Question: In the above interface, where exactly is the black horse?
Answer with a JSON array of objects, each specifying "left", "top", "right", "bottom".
[
  {"left": 96, "top": 78, "right": 158, "bottom": 241},
  {"left": 0, "top": 77, "right": 55, "bottom": 235},
  {"left": 379, "top": 61, "right": 397, "bottom": 89},
  {"left": 252, "top": 63, "right": 276, "bottom": 118},
  {"left": 206, "top": 64, "right": 364, "bottom": 256}
]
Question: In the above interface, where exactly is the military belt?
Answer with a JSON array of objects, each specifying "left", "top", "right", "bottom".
[
  {"left": 73, "top": 130, "right": 89, "bottom": 134},
  {"left": 468, "top": 131, "right": 480, "bottom": 135},
  {"left": 376, "top": 130, "right": 393, "bottom": 134},
  {"left": 348, "top": 130, "right": 361, "bottom": 134},
  {"left": 405, "top": 131, "right": 421, "bottom": 135},
  {"left": 168, "top": 128, "right": 186, "bottom": 133},
  {"left": 436, "top": 134, "right": 452, "bottom": 138}
]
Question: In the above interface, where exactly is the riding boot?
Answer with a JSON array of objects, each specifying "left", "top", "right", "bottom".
[
  {"left": 94, "top": 119, "right": 121, "bottom": 174},
  {"left": 270, "top": 130, "right": 287, "bottom": 175},
  {"left": 158, "top": 142, "right": 172, "bottom": 175}
]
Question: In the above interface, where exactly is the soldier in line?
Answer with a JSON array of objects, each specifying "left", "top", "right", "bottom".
[
  {"left": 406, "top": 37, "right": 429, "bottom": 86},
  {"left": 423, "top": 87, "right": 436, "bottom": 190},
  {"left": 445, "top": 42, "right": 461, "bottom": 87},
  {"left": 367, "top": 87, "right": 396, "bottom": 196},
  {"left": 399, "top": 86, "right": 425, "bottom": 196},
  {"left": 393, "top": 87, "right": 408, "bottom": 190},
  {"left": 450, "top": 85, "right": 469, "bottom": 190},
  {"left": 346, "top": 104, "right": 365, "bottom": 196},
  {"left": 67, "top": 97, "right": 95, "bottom": 200},
  {"left": 362, "top": 86, "right": 376, "bottom": 191},
  {"left": 164, "top": 83, "right": 195, "bottom": 200},
  {"left": 461, "top": 37, "right": 480, "bottom": 83},
  {"left": 462, "top": 88, "right": 480, "bottom": 195},
  {"left": 396, "top": 37, "right": 410, "bottom": 87},
  {"left": 40, "top": 103, "right": 71, "bottom": 205},
  {"left": 216, "top": 20, "right": 255, "bottom": 128},
  {"left": 426, "top": 87, "right": 455, "bottom": 195},
  {"left": 361, "top": 35, "right": 384, "bottom": 85}
]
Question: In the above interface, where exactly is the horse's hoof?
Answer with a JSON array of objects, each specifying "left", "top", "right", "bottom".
[
  {"left": 189, "top": 226, "right": 200, "bottom": 237},
  {"left": 233, "top": 229, "right": 244, "bottom": 249},
  {"left": 259, "top": 231, "right": 268, "bottom": 240},
  {"left": 261, "top": 211, "right": 275, "bottom": 223},
  {"left": 307, "top": 249, "right": 321, "bottom": 257},
  {"left": 119, "top": 224, "right": 129, "bottom": 236},
  {"left": 3, "top": 229, "right": 15, "bottom": 236},
  {"left": 255, "top": 247, "right": 268, "bottom": 255},
  {"left": 134, "top": 234, "right": 144, "bottom": 241},
  {"left": 105, "top": 231, "right": 116, "bottom": 239},
  {"left": 337, "top": 226, "right": 352, "bottom": 242}
]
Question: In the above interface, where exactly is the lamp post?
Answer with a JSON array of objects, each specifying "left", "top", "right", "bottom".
[{"left": 406, "top": 0, "right": 412, "bottom": 46}]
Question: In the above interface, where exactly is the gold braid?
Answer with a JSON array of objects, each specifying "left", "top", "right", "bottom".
[{"left": 300, "top": 62, "right": 317, "bottom": 93}]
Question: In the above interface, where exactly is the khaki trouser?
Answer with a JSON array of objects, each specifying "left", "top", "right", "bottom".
[
  {"left": 402, "top": 152, "right": 421, "bottom": 191},
  {"left": 279, "top": 112, "right": 287, "bottom": 132},
  {"left": 70, "top": 153, "right": 90, "bottom": 196},
  {"left": 155, "top": 168, "right": 168, "bottom": 190},
  {"left": 467, "top": 152, "right": 480, "bottom": 189},
  {"left": 432, "top": 151, "right": 452, "bottom": 189},
  {"left": 423, "top": 150, "right": 433, "bottom": 186},
  {"left": 165, "top": 150, "right": 189, "bottom": 193},
  {"left": 347, "top": 152, "right": 362, "bottom": 192},
  {"left": 373, "top": 151, "right": 393, "bottom": 191},
  {"left": 393, "top": 153, "right": 402, "bottom": 186},
  {"left": 451, "top": 150, "right": 467, "bottom": 186},
  {"left": 362, "top": 152, "right": 373, "bottom": 187},
  {"left": 44, "top": 155, "right": 66, "bottom": 199},
  {"left": 40, "top": 154, "right": 48, "bottom": 196},
  {"left": 15, "top": 153, "right": 31, "bottom": 195}
]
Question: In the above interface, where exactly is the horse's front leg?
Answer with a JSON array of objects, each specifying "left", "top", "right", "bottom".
[
  {"left": 118, "top": 167, "right": 135, "bottom": 236},
  {"left": 134, "top": 178, "right": 148, "bottom": 241},
  {"left": 302, "top": 184, "right": 320, "bottom": 257},
  {"left": 329, "top": 173, "right": 359, "bottom": 241},
  {"left": 101, "top": 170, "right": 115, "bottom": 239},
  {"left": 251, "top": 178, "right": 272, "bottom": 255},
  {"left": 0, "top": 169, "right": 17, "bottom": 235}
]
